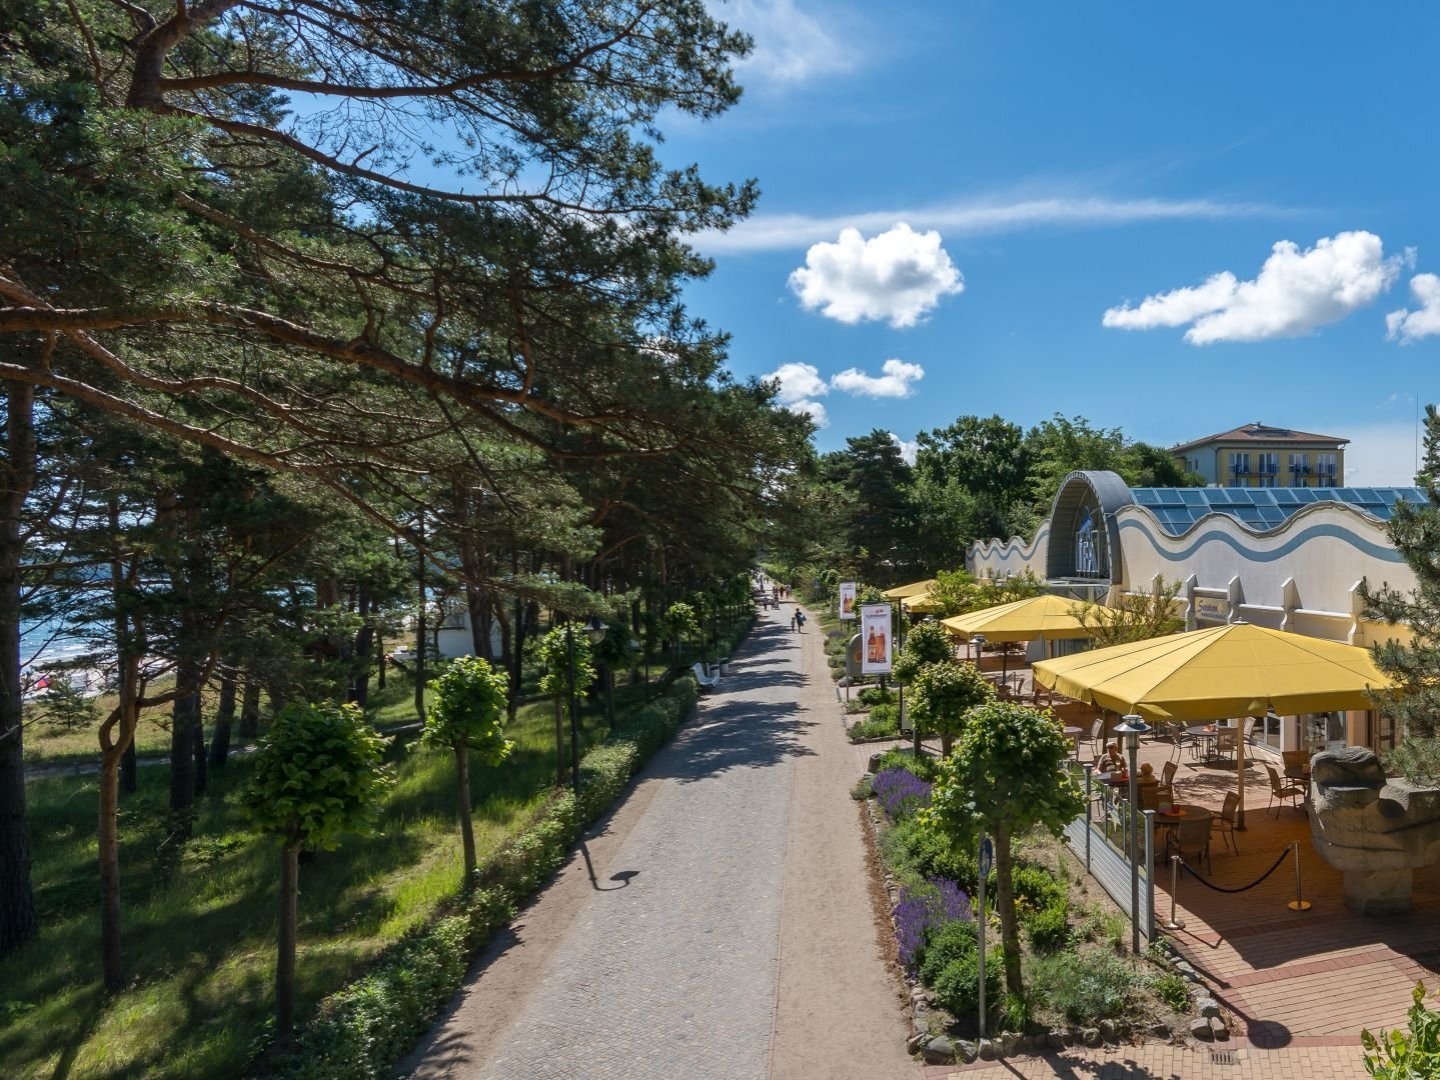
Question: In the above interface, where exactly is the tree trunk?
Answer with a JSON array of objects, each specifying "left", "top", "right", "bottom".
[
  {"left": 238, "top": 678, "right": 260, "bottom": 740},
  {"left": 349, "top": 586, "right": 373, "bottom": 708},
  {"left": 553, "top": 697, "right": 565, "bottom": 787},
  {"left": 191, "top": 689, "right": 207, "bottom": 796},
  {"left": 941, "top": 731, "right": 954, "bottom": 757},
  {"left": 169, "top": 661, "right": 199, "bottom": 812},
  {"left": 99, "top": 656, "right": 140, "bottom": 992},
  {"left": 993, "top": 823, "right": 1023, "bottom": 996},
  {"left": 276, "top": 840, "right": 301, "bottom": 1042},
  {"left": 208, "top": 670, "right": 236, "bottom": 768},
  {"left": 375, "top": 634, "right": 386, "bottom": 690},
  {"left": 455, "top": 743, "right": 475, "bottom": 879},
  {"left": 121, "top": 739, "right": 136, "bottom": 794},
  {"left": 0, "top": 380, "right": 37, "bottom": 956},
  {"left": 414, "top": 511, "right": 426, "bottom": 720}
]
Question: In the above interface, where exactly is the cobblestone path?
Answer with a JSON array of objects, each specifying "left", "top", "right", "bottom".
[{"left": 403, "top": 602, "right": 913, "bottom": 1080}]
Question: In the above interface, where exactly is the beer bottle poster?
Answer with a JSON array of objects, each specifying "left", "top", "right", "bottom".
[
  {"left": 859, "top": 603, "right": 892, "bottom": 676},
  {"left": 838, "top": 581, "right": 857, "bottom": 620}
]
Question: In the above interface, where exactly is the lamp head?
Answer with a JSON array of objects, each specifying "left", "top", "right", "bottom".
[
  {"left": 970, "top": 634, "right": 986, "bottom": 648},
  {"left": 583, "top": 615, "right": 608, "bottom": 645},
  {"left": 1114, "top": 713, "right": 1150, "bottom": 750}
]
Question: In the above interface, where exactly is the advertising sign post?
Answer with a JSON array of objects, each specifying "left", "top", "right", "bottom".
[
  {"left": 858, "top": 603, "right": 892, "bottom": 676},
  {"left": 838, "top": 581, "right": 858, "bottom": 620},
  {"left": 978, "top": 835, "right": 992, "bottom": 1039}
]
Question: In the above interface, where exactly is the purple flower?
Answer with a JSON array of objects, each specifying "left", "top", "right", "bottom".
[
  {"left": 871, "top": 767, "right": 932, "bottom": 820},
  {"left": 893, "top": 877, "right": 973, "bottom": 972}
]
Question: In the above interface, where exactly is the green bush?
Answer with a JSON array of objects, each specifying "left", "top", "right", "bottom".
[
  {"left": 1152, "top": 971, "right": 1190, "bottom": 1012},
  {"left": 1023, "top": 903, "right": 1070, "bottom": 953},
  {"left": 1027, "top": 948, "right": 1142, "bottom": 1023},
  {"left": 874, "top": 747, "right": 940, "bottom": 782},
  {"left": 881, "top": 816, "right": 978, "bottom": 892},
  {"left": 932, "top": 946, "right": 1002, "bottom": 1022},
  {"left": 1010, "top": 864, "right": 1066, "bottom": 917},
  {"left": 919, "top": 919, "right": 979, "bottom": 987},
  {"left": 269, "top": 672, "right": 706, "bottom": 1078},
  {"left": 857, "top": 686, "right": 897, "bottom": 708},
  {"left": 849, "top": 704, "right": 899, "bottom": 740},
  {"left": 1363, "top": 981, "right": 1440, "bottom": 1078}
]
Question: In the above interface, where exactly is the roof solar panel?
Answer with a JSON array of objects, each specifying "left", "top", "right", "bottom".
[
  {"left": 1135, "top": 489, "right": 1161, "bottom": 505},
  {"left": 1179, "top": 489, "right": 1206, "bottom": 506},
  {"left": 1227, "top": 489, "right": 1254, "bottom": 505},
  {"left": 1354, "top": 488, "right": 1380, "bottom": 503}
]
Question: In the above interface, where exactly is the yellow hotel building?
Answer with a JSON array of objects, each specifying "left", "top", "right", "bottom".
[{"left": 1170, "top": 421, "right": 1346, "bottom": 488}]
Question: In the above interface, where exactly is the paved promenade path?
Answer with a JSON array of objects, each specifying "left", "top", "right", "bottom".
[{"left": 402, "top": 602, "right": 915, "bottom": 1080}]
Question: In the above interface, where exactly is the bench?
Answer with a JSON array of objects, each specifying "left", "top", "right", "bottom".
[{"left": 692, "top": 662, "right": 720, "bottom": 692}]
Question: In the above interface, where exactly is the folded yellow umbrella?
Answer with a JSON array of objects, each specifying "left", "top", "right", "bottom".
[{"left": 882, "top": 578, "right": 937, "bottom": 600}]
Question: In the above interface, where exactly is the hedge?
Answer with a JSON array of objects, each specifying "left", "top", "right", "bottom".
[{"left": 261, "top": 663, "right": 714, "bottom": 1078}]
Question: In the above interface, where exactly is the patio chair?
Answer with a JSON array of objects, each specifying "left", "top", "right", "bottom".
[
  {"left": 1264, "top": 763, "right": 1305, "bottom": 816},
  {"left": 1139, "top": 783, "right": 1161, "bottom": 812},
  {"left": 1214, "top": 727, "right": 1238, "bottom": 763},
  {"left": 1168, "top": 724, "right": 1198, "bottom": 763},
  {"left": 1282, "top": 749, "right": 1311, "bottom": 780},
  {"left": 1158, "top": 760, "right": 1178, "bottom": 803},
  {"left": 1242, "top": 716, "right": 1257, "bottom": 742},
  {"left": 1084, "top": 718, "right": 1104, "bottom": 755},
  {"left": 1167, "top": 815, "right": 1214, "bottom": 874},
  {"left": 1214, "top": 791, "right": 1239, "bottom": 854}
]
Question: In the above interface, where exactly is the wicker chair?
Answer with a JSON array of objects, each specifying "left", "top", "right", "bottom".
[
  {"left": 1282, "top": 749, "right": 1312, "bottom": 780},
  {"left": 1167, "top": 815, "right": 1214, "bottom": 874},
  {"left": 1213, "top": 791, "right": 1239, "bottom": 854},
  {"left": 1264, "top": 763, "right": 1305, "bottom": 816}
]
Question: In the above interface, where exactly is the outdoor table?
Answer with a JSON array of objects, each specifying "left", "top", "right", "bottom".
[
  {"left": 1185, "top": 725, "right": 1220, "bottom": 761},
  {"left": 1153, "top": 802, "right": 1213, "bottom": 826},
  {"left": 1095, "top": 771, "right": 1131, "bottom": 787}
]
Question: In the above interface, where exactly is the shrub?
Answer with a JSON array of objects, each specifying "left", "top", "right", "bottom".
[
  {"left": 857, "top": 686, "right": 897, "bottom": 708},
  {"left": 849, "top": 704, "right": 899, "bottom": 741},
  {"left": 1152, "top": 972, "right": 1190, "bottom": 1012},
  {"left": 919, "top": 919, "right": 980, "bottom": 987},
  {"left": 1363, "top": 981, "right": 1440, "bottom": 1078},
  {"left": 893, "top": 878, "right": 972, "bottom": 972},
  {"left": 1010, "top": 864, "right": 1066, "bottom": 917},
  {"left": 1023, "top": 903, "right": 1070, "bottom": 953},
  {"left": 874, "top": 747, "right": 940, "bottom": 782},
  {"left": 881, "top": 816, "right": 977, "bottom": 891},
  {"left": 1028, "top": 949, "right": 1142, "bottom": 1023},
  {"left": 932, "top": 946, "right": 1002, "bottom": 1022},
  {"left": 871, "top": 767, "right": 932, "bottom": 819}
]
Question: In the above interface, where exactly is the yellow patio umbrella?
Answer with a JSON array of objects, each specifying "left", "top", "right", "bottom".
[
  {"left": 901, "top": 591, "right": 943, "bottom": 614},
  {"left": 940, "top": 593, "right": 1092, "bottom": 643},
  {"left": 1032, "top": 622, "right": 1392, "bottom": 828},
  {"left": 882, "top": 578, "right": 937, "bottom": 600}
]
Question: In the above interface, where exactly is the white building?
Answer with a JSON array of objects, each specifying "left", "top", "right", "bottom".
[{"left": 966, "top": 470, "right": 1424, "bottom": 759}]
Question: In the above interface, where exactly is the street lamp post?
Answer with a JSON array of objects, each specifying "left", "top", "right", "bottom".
[
  {"left": 1114, "top": 713, "right": 1151, "bottom": 953},
  {"left": 564, "top": 615, "right": 608, "bottom": 795}
]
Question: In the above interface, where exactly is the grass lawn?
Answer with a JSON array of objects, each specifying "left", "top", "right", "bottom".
[{"left": 1, "top": 662, "right": 666, "bottom": 1079}]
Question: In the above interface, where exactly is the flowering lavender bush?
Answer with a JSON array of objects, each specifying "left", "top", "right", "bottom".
[
  {"left": 893, "top": 877, "right": 973, "bottom": 972},
  {"left": 871, "top": 767, "right": 932, "bottom": 820}
]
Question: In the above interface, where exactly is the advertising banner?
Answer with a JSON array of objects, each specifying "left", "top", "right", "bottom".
[
  {"left": 859, "top": 603, "right": 893, "bottom": 676},
  {"left": 838, "top": 581, "right": 858, "bottom": 620}
]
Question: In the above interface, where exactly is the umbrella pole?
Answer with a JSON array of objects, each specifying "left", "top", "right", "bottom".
[{"left": 1237, "top": 721, "right": 1247, "bottom": 831}]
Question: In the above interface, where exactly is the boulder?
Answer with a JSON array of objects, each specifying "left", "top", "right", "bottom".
[
  {"left": 1197, "top": 998, "right": 1221, "bottom": 1018},
  {"left": 1191, "top": 1018, "right": 1214, "bottom": 1041},
  {"left": 921, "top": 1036, "right": 955, "bottom": 1065},
  {"left": 1081, "top": 1026, "right": 1102, "bottom": 1048},
  {"left": 1208, "top": 1016, "right": 1229, "bottom": 1041}
]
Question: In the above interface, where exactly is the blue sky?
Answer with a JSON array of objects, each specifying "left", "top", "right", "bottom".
[{"left": 662, "top": 1, "right": 1440, "bottom": 483}]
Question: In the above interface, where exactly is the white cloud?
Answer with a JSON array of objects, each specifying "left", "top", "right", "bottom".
[
  {"left": 787, "top": 398, "right": 829, "bottom": 428},
  {"left": 1387, "top": 273, "right": 1440, "bottom": 344},
  {"left": 721, "top": 0, "right": 857, "bottom": 84},
  {"left": 765, "top": 361, "right": 828, "bottom": 404},
  {"left": 788, "top": 225, "right": 963, "bottom": 328},
  {"left": 696, "top": 195, "right": 1283, "bottom": 255},
  {"left": 831, "top": 357, "right": 925, "bottom": 398},
  {"left": 762, "top": 361, "right": 829, "bottom": 428},
  {"left": 1102, "top": 231, "right": 1407, "bottom": 344},
  {"left": 890, "top": 433, "right": 918, "bottom": 466}
]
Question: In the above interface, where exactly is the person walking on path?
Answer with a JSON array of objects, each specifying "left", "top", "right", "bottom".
[
  {"left": 402, "top": 601, "right": 914, "bottom": 1080},
  {"left": 795, "top": 610, "right": 806, "bottom": 632},
  {"left": 789, "top": 611, "right": 797, "bottom": 632}
]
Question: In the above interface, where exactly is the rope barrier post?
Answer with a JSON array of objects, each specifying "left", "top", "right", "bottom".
[
  {"left": 1164, "top": 855, "right": 1186, "bottom": 930},
  {"left": 1143, "top": 809, "right": 1157, "bottom": 941},
  {"left": 1287, "top": 840, "right": 1312, "bottom": 911},
  {"left": 1083, "top": 763, "right": 1094, "bottom": 870}
]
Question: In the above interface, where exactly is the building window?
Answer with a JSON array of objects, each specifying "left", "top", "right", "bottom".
[
  {"left": 1288, "top": 453, "right": 1309, "bottom": 487},
  {"left": 1315, "top": 453, "right": 1338, "bottom": 484},
  {"left": 1228, "top": 452, "right": 1250, "bottom": 486},
  {"left": 1257, "top": 453, "right": 1278, "bottom": 487},
  {"left": 1302, "top": 711, "right": 1346, "bottom": 753},
  {"left": 1257, "top": 710, "right": 1282, "bottom": 750},
  {"left": 1369, "top": 711, "right": 1396, "bottom": 756}
]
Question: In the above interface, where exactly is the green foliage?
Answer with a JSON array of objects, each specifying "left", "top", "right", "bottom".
[
  {"left": 1076, "top": 580, "right": 1184, "bottom": 648},
  {"left": 857, "top": 685, "right": 897, "bottom": 707},
  {"left": 422, "top": 656, "right": 512, "bottom": 762},
  {"left": 536, "top": 626, "right": 598, "bottom": 699},
  {"left": 1025, "top": 949, "right": 1143, "bottom": 1023},
  {"left": 1384, "top": 736, "right": 1440, "bottom": 786},
  {"left": 923, "top": 702, "right": 1086, "bottom": 847},
  {"left": 1010, "top": 864, "right": 1066, "bottom": 916},
  {"left": 664, "top": 602, "right": 700, "bottom": 642},
  {"left": 244, "top": 702, "right": 392, "bottom": 848},
  {"left": 1023, "top": 904, "right": 1070, "bottom": 953},
  {"left": 907, "top": 660, "right": 993, "bottom": 744},
  {"left": 881, "top": 815, "right": 978, "bottom": 893},
  {"left": 1363, "top": 981, "right": 1440, "bottom": 1078},
  {"left": 1153, "top": 972, "right": 1191, "bottom": 1012},
  {"left": 930, "top": 942, "right": 1002, "bottom": 1022},
  {"left": 873, "top": 746, "right": 942, "bottom": 782},
  {"left": 892, "top": 619, "right": 954, "bottom": 686}
]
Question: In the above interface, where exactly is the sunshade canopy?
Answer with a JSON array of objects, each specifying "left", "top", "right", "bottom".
[
  {"left": 1031, "top": 622, "right": 1391, "bottom": 721},
  {"left": 901, "top": 592, "right": 943, "bottom": 613},
  {"left": 882, "top": 578, "right": 937, "bottom": 600},
  {"left": 940, "top": 593, "right": 1092, "bottom": 643}
]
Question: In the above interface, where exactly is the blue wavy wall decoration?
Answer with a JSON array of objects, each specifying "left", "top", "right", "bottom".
[
  {"left": 1118, "top": 517, "right": 1403, "bottom": 565},
  {"left": 973, "top": 524, "right": 1049, "bottom": 563}
]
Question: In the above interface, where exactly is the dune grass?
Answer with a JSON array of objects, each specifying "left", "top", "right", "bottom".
[{"left": 0, "top": 673, "right": 645, "bottom": 1079}]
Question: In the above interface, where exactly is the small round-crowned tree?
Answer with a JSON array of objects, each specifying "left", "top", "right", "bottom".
[
  {"left": 423, "top": 656, "right": 513, "bottom": 877},
  {"left": 244, "top": 701, "right": 392, "bottom": 1041},
  {"left": 537, "top": 626, "right": 597, "bottom": 784},
  {"left": 664, "top": 601, "right": 700, "bottom": 668},
  {"left": 908, "top": 659, "right": 994, "bottom": 755},
  {"left": 892, "top": 619, "right": 955, "bottom": 686},
  {"left": 920, "top": 700, "right": 1085, "bottom": 996}
]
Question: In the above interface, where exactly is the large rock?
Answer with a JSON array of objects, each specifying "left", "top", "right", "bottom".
[{"left": 1309, "top": 747, "right": 1440, "bottom": 915}]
